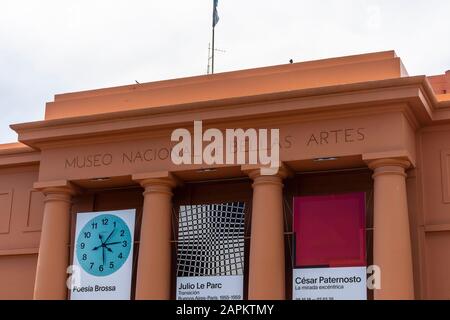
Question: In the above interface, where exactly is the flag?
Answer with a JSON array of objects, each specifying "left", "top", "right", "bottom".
[{"left": 213, "top": 0, "right": 220, "bottom": 27}]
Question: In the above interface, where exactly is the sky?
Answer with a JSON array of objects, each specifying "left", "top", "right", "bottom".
[{"left": 1, "top": 0, "right": 450, "bottom": 143}]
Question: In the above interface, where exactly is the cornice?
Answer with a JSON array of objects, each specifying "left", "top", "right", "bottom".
[
  {"left": 0, "top": 151, "right": 41, "bottom": 168},
  {"left": 10, "top": 76, "right": 449, "bottom": 150}
]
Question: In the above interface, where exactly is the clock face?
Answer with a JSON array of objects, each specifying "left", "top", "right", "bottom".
[{"left": 76, "top": 214, "right": 132, "bottom": 277}]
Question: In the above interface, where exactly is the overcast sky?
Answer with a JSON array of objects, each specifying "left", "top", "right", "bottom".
[{"left": 1, "top": 0, "right": 450, "bottom": 143}]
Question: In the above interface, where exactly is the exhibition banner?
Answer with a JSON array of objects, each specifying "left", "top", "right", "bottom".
[
  {"left": 70, "top": 209, "right": 136, "bottom": 300},
  {"left": 293, "top": 192, "right": 367, "bottom": 300},
  {"left": 293, "top": 267, "right": 367, "bottom": 300},
  {"left": 176, "top": 202, "right": 246, "bottom": 300},
  {"left": 176, "top": 275, "right": 243, "bottom": 300}
]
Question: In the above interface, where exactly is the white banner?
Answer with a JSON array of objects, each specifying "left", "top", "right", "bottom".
[
  {"left": 293, "top": 267, "right": 367, "bottom": 300},
  {"left": 70, "top": 209, "right": 135, "bottom": 300},
  {"left": 176, "top": 275, "right": 243, "bottom": 300}
]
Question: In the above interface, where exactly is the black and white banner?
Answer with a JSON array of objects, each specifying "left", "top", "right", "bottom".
[{"left": 176, "top": 202, "right": 246, "bottom": 300}]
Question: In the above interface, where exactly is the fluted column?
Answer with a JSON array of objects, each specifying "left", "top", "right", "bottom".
[
  {"left": 244, "top": 166, "right": 290, "bottom": 300},
  {"left": 369, "top": 159, "right": 414, "bottom": 300},
  {"left": 33, "top": 182, "right": 77, "bottom": 300},
  {"left": 133, "top": 172, "right": 179, "bottom": 300}
]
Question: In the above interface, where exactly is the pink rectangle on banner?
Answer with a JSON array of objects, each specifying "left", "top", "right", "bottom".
[{"left": 293, "top": 192, "right": 366, "bottom": 268}]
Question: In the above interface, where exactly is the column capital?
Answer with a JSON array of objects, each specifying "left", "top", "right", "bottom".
[
  {"left": 368, "top": 158, "right": 411, "bottom": 170},
  {"left": 368, "top": 158, "right": 411, "bottom": 179},
  {"left": 33, "top": 180, "right": 80, "bottom": 203},
  {"left": 132, "top": 171, "right": 181, "bottom": 195},
  {"left": 241, "top": 163, "right": 293, "bottom": 181}
]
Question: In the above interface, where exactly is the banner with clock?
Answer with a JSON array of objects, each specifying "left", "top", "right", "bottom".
[{"left": 70, "top": 209, "right": 136, "bottom": 300}]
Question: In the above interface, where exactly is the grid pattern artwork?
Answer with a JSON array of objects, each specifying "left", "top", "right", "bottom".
[{"left": 177, "top": 202, "right": 246, "bottom": 277}]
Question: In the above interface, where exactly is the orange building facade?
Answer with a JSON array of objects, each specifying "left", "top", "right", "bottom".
[{"left": 1, "top": 51, "right": 450, "bottom": 300}]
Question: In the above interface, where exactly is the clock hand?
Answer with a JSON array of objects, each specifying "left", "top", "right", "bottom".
[
  {"left": 102, "top": 246, "right": 105, "bottom": 266},
  {"left": 93, "top": 233, "right": 106, "bottom": 251},
  {"left": 93, "top": 232, "right": 107, "bottom": 251},
  {"left": 104, "top": 229, "right": 116, "bottom": 244},
  {"left": 105, "top": 246, "right": 113, "bottom": 253},
  {"left": 104, "top": 241, "right": 122, "bottom": 246}
]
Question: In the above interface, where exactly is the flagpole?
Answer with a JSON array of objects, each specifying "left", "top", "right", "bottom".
[
  {"left": 212, "top": 26, "right": 215, "bottom": 74},
  {"left": 211, "top": 0, "right": 219, "bottom": 74}
]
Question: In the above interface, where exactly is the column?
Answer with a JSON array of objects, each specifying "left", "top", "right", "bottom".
[
  {"left": 33, "top": 183, "right": 77, "bottom": 300},
  {"left": 133, "top": 172, "right": 178, "bottom": 300},
  {"left": 369, "top": 159, "right": 414, "bottom": 300},
  {"left": 244, "top": 167, "right": 289, "bottom": 300}
]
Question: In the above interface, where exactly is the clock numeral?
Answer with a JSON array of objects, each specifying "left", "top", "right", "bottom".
[
  {"left": 102, "top": 218, "right": 108, "bottom": 226},
  {"left": 118, "top": 253, "right": 123, "bottom": 259},
  {"left": 91, "top": 222, "right": 97, "bottom": 229},
  {"left": 120, "top": 230, "right": 125, "bottom": 237},
  {"left": 109, "top": 262, "right": 114, "bottom": 269},
  {"left": 80, "top": 242, "right": 85, "bottom": 249},
  {"left": 90, "top": 262, "right": 94, "bottom": 270},
  {"left": 82, "top": 254, "right": 87, "bottom": 261},
  {"left": 122, "top": 240, "right": 128, "bottom": 247},
  {"left": 84, "top": 231, "right": 91, "bottom": 239},
  {"left": 113, "top": 221, "right": 117, "bottom": 227},
  {"left": 99, "top": 265, "right": 104, "bottom": 272}
]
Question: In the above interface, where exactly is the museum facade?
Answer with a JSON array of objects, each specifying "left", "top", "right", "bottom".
[{"left": 1, "top": 51, "right": 450, "bottom": 300}]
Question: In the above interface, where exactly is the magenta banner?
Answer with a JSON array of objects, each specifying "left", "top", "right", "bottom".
[{"left": 293, "top": 192, "right": 366, "bottom": 268}]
